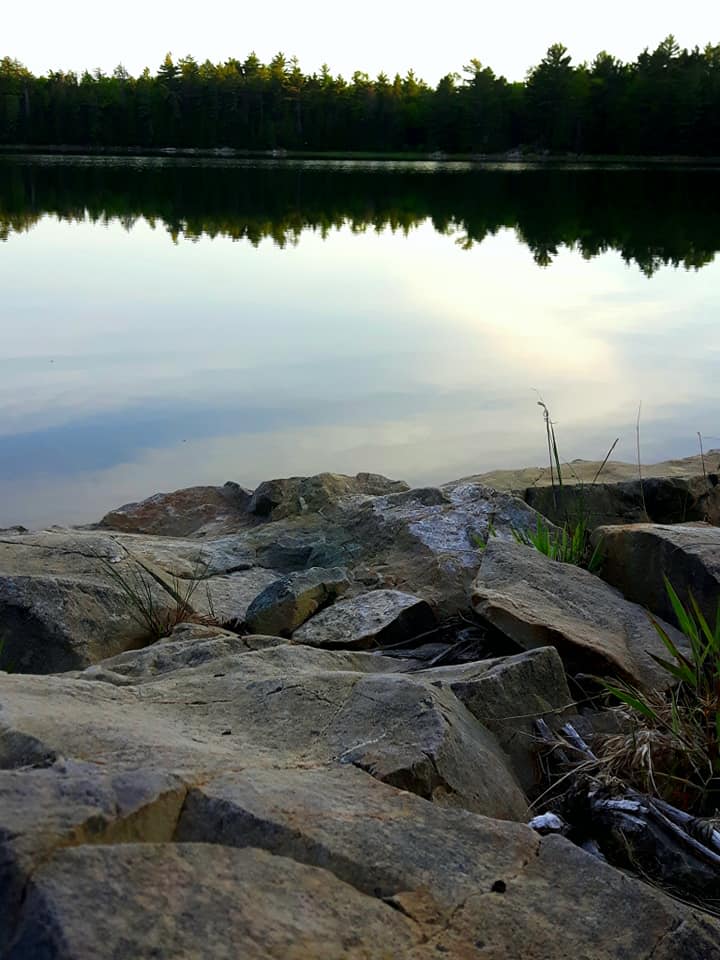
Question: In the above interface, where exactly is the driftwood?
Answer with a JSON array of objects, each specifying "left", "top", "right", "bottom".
[{"left": 531, "top": 719, "right": 720, "bottom": 903}]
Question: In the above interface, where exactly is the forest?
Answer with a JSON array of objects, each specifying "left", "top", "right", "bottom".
[{"left": 0, "top": 37, "right": 719, "bottom": 155}]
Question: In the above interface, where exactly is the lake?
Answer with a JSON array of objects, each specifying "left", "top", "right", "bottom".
[{"left": 1, "top": 154, "right": 719, "bottom": 528}]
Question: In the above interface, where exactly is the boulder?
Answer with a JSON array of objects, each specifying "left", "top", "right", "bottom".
[
  {"left": 0, "top": 638, "right": 525, "bottom": 819},
  {"left": 292, "top": 589, "right": 436, "bottom": 649},
  {"left": 244, "top": 566, "right": 350, "bottom": 636},
  {"left": 594, "top": 523, "right": 720, "bottom": 624},
  {"left": 85, "top": 476, "right": 551, "bottom": 619},
  {"left": 98, "top": 482, "right": 253, "bottom": 537},
  {"left": 6, "top": 843, "right": 422, "bottom": 960},
  {"left": 343, "top": 480, "right": 548, "bottom": 611},
  {"left": 195, "top": 567, "right": 280, "bottom": 627},
  {"left": 472, "top": 539, "right": 687, "bottom": 690},
  {"left": 525, "top": 475, "right": 720, "bottom": 527},
  {"left": 417, "top": 646, "right": 573, "bottom": 791},
  {"left": 0, "top": 530, "right": 178, "bottom": 673},
  {"left": 472, "top": 449, "right": 720, "bottom": 493},
  {"left": 247, "top": 472, "right": 409, "bottom": 520},
  {"left": 2, "top": 632, "right": 718, "bottom": 957},
  {"left": 176, "top": 766, "right": 719, "bottom": 960},
  {"left": 469, "top": 449, "right": 720, "bottom": 527}
]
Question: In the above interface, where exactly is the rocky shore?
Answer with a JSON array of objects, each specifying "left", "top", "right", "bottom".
[{"left": 1, "top": 451, "right": 720, "bottom": 958}]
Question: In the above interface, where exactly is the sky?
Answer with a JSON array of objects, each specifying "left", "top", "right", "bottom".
[{"left": 4, "top": 0, "right": 719, "bottom": 84}]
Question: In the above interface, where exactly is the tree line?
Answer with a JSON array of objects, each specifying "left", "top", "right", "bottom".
[
  {"left": 2, "top": 157, "right": 718, "bottom": 275},
  {"left": 0, "top": 37, "right": 719, "bottom": 155}
]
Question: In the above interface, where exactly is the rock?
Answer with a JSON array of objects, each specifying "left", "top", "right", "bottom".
[
  {"left": 76, "top": 629, "right": 285, "bottom": 684},
  {"left": 0, "top": 639, "right": 524, "bottom": 818},
  {"left": 2, "top": 634, "right": 718, "bottom": 957},
  {"left": 472, "top": 539, "right": 687, "bottom": 690},
  {"left": 196, "top": 567, "right": 280, "bottom": 627},
  {"left": 471, "top": 448, "right": 720, "bottom": 493},
  {"left": 417, "top": 646, "right": 573, "bottom": 792},
  {"left": 293, "top": 589, "right": 436, "bottom": 649},
  {"left": 0, "top": 530, "right": 179, "bottom": 673},
  {"left": 6, "top": 843, "right": 422, "bottom": 960},
  {"left": 326, "top": 671, "right": 528, "bottom": 819},
  {"left": 247, "top": 472, "right": 409, "bottom": 520},
  {"left": 0, "top": 760, "right": 187, "bottom": 951},
  {"left": 99, "top": 482, "right": 253, "bottom": 537},
  {"left": 245, "top": 566, "right": 350, "bottom": 636},
  {"left": 525, "top": 475, "right": 720, "bottom": 527},
  {"left": 87, "top": 476, "right": 550, "bottom": 619},
  {"left": 594, "top": 523, "right": 720, "bottom": 624},
  {"left": 175, "top": 765, "right": 719, "bottom": 960},
  {"left": 466, "top": 449, "right": 720, "bottom": 527}
]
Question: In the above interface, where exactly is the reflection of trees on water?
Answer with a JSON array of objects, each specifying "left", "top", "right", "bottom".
[{"left": 0, "top": 160, "right": 717, "bottom": 276}]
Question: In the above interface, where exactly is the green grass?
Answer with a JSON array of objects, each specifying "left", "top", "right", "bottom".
[
  {"left": 512, "top": 515, "right": 603, "bottom": 572},
  {"left": 601, "top": 580, "right": 720, "bottom": 813}
]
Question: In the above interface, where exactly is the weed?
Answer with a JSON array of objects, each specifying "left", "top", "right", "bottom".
[
  {"left": 101, "top": 551, "right": 218, "bottom": 641},
  {"left": 512, "top": 515, "right": 604, "bottom": 572},
  {"left": 600, "top": 579, "right": 720, "bottom": 813}
]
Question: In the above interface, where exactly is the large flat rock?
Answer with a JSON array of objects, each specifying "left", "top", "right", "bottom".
[
  {"left": 0, "top": 530, "right": 180, "bottom": 673},
  {"left": 595, "top": 522, "right": 720, "bottom": 624},
  {"left": 4, "top": 761, "right": 717, "bottom": 959},
  {"left": 1, "top": 627, "right": 717, "bottom": 957},
  {"left": 0, "top": 637, "right": 527, "bottom": 819},
  {"left": 472, "top": 539, "right": 687, "bottom": 690},
  {"left": 6, "top": 843, "right": 422, "bottom": 959},
  {"left": 469, "top": 449, "right": 720, "bottom": 526}
]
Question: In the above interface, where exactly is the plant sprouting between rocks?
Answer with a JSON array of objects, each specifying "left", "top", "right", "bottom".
[
  {"left": 600, "top": 579, "right": 720, "bottom": 814},
  {"left": 101, "top": 552, "right": 218, "bottom": 641}
]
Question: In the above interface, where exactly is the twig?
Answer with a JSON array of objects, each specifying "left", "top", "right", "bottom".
[
  {"left": 698, "top": 431, "right": 710, "bottom": 499},
  {"left": 636, "top": 402, "right": 649, "bottom": 521},
  {"left": 591, "top": 437, "right": 619, "bottom": 486}
]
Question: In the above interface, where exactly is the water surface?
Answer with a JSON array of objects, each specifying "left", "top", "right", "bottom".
[{"left": 1, "top": 156, "right": 719, "bottom": 527}]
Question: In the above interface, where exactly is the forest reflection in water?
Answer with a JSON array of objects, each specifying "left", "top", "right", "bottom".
[{"left": 1, "top": 155, "right": 719, "bottom": 276}]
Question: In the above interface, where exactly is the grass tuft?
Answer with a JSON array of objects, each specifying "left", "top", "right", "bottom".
[
  {"left": 101, "top": 551, "right": 219, "bottom": 641},
  {"left": 599, "top": 580, "right": 720, "bottom": 813}
]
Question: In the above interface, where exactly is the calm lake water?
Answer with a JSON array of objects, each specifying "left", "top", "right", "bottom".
[{"left": 1, "top": 155, "right": 719, "bottom": 528}]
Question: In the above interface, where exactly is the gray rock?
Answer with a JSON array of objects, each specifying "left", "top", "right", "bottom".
[
  {"left": 526, "top": 475, "right": 720, "bottom": 527},
  {"left": 247, "top": 472, "right": 409, "bottom": 520},
  {"left": 594, "top": 522, "right": 720, "bottom": 624},
  {"left": 417, "top": 646, "right": 573, "bottom": 791},
  {"left": 2, "top": 635, "right": 718, "bottom": 957},
  {"left": 0, "top": 640, "right": 524, "bottom": 818},
  {"left": 472, "top": 539, "right": 687, "bottom": 690},
  {"left": 245, "top": 566, "right": 350, "bottom": 636},
  {"left": 6, "top": 843, "right": 422, "bottom": 960},
  {"left": 0, "top": 531, "right": 178, "bottom": 673},
  {"left": 197, "top": 567, "right": 280, "bottom": 626},
  {"left": 293, "top": 589, "right": 436, "bottom": 649},
  {"left": 174, "top": 766, "right": 720, "bottom": 959},
  {"left": 344, "top": 480, "right": 551, "bottom": 611},
  {"left": 0, "top": 761, "right": 186, "bottom": 951}
]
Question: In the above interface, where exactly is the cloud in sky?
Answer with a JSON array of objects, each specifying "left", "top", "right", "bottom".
[{"left": 5, "top": 0, "right": 717, "bottom": 84}]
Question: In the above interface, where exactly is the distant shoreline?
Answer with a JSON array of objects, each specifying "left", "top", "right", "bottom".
[{"left": 2, "top": 145, "right": 720, "bottom": 168}]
